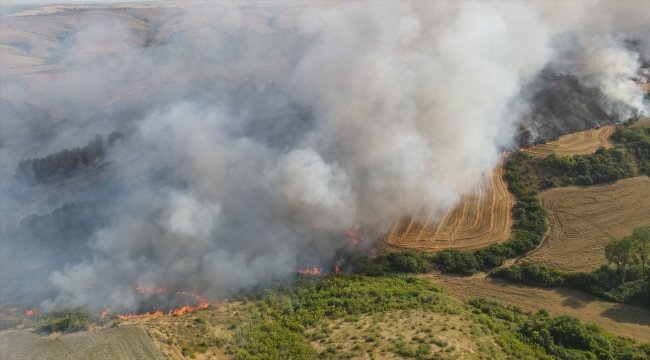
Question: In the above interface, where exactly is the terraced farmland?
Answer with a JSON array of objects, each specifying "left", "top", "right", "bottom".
[
  {"left": 523, "top": 125, "right": 615, "bottom": 157},
  {"left": 382, "top": 158, "right": 514, "bottom": 252},
  {"left": 525, "top": 176, "right": 650, "bottom": 272},
  {"left": 0, "top": 326, "right": 165, "bottom": 360}
]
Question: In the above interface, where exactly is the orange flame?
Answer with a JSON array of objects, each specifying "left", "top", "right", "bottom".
[
  {"left": 298, "top": 265, "right": 319, "bottom": 275},
  {"left": 25, "top": 308, "right": 36, "bottom": 316},
  {"left": 100, "top": 308, "right": 110, "bottom": 318},
  {"left": 345, "top": 225, "right": 361, "bottom": 247},
  {"left": 335, "top": 265, "right": 340, "bottom": 273},
  {"left": 116, "top": 287, "right": 212, "bottom": 320}
]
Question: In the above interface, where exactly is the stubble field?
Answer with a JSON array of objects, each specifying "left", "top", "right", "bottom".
[
  {"left": 523, "top": 125, "right": 615, "bottom": 157},
  {"left": 525, "top": 176, "right": 650, "bottom": 272},
  {"left": 0, "top": 325, "right": 165, "bottom": 360},
  {"left": 382, "top": 160, "right": 515, "bottom": 252},
  {"left": 421, "top": 273, "right": 650, "bottom": 343}
]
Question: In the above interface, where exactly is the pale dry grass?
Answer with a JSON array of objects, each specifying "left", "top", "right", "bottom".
[
  {"left": 0, "top": 326, "right": 165, "bottom": 360},
  {"left": 382, "top": 158, "right": 514, "bottom": 252},
  {"left": 422, "top": 273, "right": 650, "bottom": 343},
  {"left": 523, "top": 125, "right": 615, "bottom": 157},
  {"left": 525, "top": 176, "right": 650, "bottom": 272}
]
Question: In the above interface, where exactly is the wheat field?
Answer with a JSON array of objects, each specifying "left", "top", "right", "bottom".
[
  {"left": 523, "top": 125, "right": 615, "bottom": 157},
  {"left": 381, "top": 158, "right": 514, "bottom": 252}
]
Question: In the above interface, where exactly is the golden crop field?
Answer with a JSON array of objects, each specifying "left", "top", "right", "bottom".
[
  {"left": 525, "top": 176, "right": 650, "bottom": 272},
  {"left": 0, "top": 326, "right": 165, "bottom": 360},
  {"left": 523, "top": 125, "right": 615, "bottom": 157},
  {"left": 381, "top": 159, "right": 514, "bottom": 252},
  {"left": 421, "top": 273, "right": 650, "bottom": 343}
]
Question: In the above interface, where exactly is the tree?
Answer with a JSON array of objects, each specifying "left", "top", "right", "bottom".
[
  {"left": 632, "top": 226, "right": 650, "bottom": 282},
  {"left": 604, "top": 237, "right": 635, "bottom": 281},
  {"left": 108, "top": 131, "right": 125, "bottom": 146}
]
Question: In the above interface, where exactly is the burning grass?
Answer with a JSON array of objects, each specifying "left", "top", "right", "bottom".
[{"left": 113, "top": 287, "right": 212, "bottom": 320}]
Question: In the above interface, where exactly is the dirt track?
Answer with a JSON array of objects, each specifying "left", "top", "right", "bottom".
[
  {"left": 523, "top": 125, "right": 615, "bottom": 157},
  {"left": 525, "top": 176, "right": 650, "bottom": 272},
  {"left": 422, "top": 273, "right": 650, "bottom": 343},
  {"left": 382, "top": 158, "right": 514, "bottom": 252}
]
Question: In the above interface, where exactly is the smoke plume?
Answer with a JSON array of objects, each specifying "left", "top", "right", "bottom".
[{"left": 0, "top": 1, "right": 647, "bottom": 312}]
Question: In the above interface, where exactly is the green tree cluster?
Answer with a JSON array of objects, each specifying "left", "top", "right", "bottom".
[
  {"left": 40, "top": 309, "right": 95, "bottom": 333},
  {"left": 15, "top": 135, "right": 105, "bottom": 185},
  {"left": 228, "top": 275, "right": 650, "bottom": 359},
  {"left": 541, "top": 146, "right": 637, "bottom": 187},
  {"left": 468, "top": 298, "right": 650, "bottom": 360},
  {"left": 491, "top": 227, "right": 650, "bottom": 309},
  {"left": 17, "top": 201, "right": 112, "bottom": 249},
  {"left": 610, "top": 120, "right": 650, "bottom": 174},
  {"left": 605, "top": 227, "right": 650, "bottom": 283},
  {"left": 514, "top": 122, "right": 650, "bottom": 190},
  {"left": 228, "top": 275, "right": 448, "bottom": 359},
  {"left": 14, "top": 131, "right": 123, "bottom": 185}
]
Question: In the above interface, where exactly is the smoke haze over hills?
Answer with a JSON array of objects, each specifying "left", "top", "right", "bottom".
[{"left": 0, "top": 1, "right": 648, "bottom": 312}]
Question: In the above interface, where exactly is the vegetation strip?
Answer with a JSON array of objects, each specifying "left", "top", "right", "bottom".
[
  {"left": 14, "top": 131, "right": 123, "bottom": 185},
  {"left": 490, "top": 226, "right": 650, "bottom": 310}
]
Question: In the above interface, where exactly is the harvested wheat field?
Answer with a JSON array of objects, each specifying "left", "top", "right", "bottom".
[
  {"left": 637, "top": 82, "right": 650, "bottom": 93},
  {"left": 422, "top": 273, "right": 650, "bottom": 343},
  {"left": 525, "top": 176, "right": 650, "bottom": 272},
  {"left": 524, "top": 125, "right": 615, "bottom": 157},
  {"left": 382, "top": 160, "right": 514, "bottom": 252},
  {"left": 0, "top": 326, "right": 165, "bottom": 360}
]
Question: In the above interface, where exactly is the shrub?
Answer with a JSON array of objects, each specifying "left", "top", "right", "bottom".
[
  {"left": 15, "top": 135, "right": 106, "bottom": 185},
  {"left": 433, "top": 249, "right": 478, "bottom": 274},
  {"left": 41, "top": 309, "right": 95, "bottom": 333}
]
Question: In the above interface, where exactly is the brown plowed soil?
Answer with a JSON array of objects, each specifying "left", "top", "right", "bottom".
[
  {"left": 421, "top": 273, "right": 650, "bottom": 343},
  {"left": 381, "top": 157, "right": 515, "bottom": 252},
  {"left": 525, "top": 176, "right": 650, "bottom": 272},
  {"left": 523, "top": 125, "right": 615, "bottom": 157}
]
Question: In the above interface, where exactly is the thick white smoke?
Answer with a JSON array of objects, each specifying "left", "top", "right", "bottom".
[
  {"left": 0, "top": 1, "right": 647, "bottom": 312},
  {"left": 568, "top": 35, "right": 648, "bottom": 118}
]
